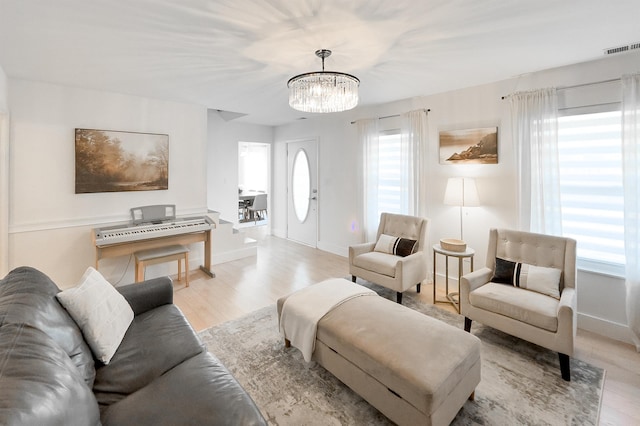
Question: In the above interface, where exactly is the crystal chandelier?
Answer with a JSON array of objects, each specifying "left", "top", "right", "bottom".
[{"left": 287, "top": 49, "right": 360, "bottom": 113}]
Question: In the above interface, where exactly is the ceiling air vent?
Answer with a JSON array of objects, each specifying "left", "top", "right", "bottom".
[{"left": 604, "top": 42, "right": 640, "bottom": 55}]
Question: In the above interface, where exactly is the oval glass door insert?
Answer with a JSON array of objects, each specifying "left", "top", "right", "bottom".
[{"left": 292, "top": 148, "right": 311, "bottom": 223}]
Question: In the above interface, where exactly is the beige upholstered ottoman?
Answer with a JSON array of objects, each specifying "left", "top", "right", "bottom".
[{"left": 277, "top": 279, "right": 481, "bottom": 426}]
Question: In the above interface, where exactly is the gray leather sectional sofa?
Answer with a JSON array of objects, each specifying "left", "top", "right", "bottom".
[{"left": 0, "top": 266, "right": 266, "bottom": 426}]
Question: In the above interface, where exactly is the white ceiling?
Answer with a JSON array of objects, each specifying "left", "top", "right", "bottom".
[{"left": 1, "top": 0, "right": 639, "bottom": 126}]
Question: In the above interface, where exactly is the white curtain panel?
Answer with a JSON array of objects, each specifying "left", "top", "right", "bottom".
[
  {"left": 400, "top": 109, "right": 428, "bottom": 218},
  {"left": 622, "top": 73, "right": 640, "bottom": 351},
  {"left": 509, "top": 88, "right": 563, "bottom": 235},
  {"left": 0, "top": 113, "right": 8, "bottom": 277},
  {"left": 357, "top": 118, "right": 380, "bottom": 242}
]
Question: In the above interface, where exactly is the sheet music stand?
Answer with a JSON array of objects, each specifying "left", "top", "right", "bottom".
[{"left": 130, "top": 205, "right": 176, "bottom": 225}]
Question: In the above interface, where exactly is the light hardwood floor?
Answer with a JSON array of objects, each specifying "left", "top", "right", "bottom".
[{"left": 173, "top": 228, "right": 640, "bottom": 426}]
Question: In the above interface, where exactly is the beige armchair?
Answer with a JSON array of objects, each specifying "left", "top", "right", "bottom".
[
  {"left": 349, "top": 213, "right": 429, "bottom": 304},
  {"left": 460, "top": 228, "right": 577, "bottom": 381}
]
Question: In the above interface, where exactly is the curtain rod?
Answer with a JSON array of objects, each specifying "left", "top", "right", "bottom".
[
  {"left": 500, "top": 77, "right": 621, "bottom": 100},
  {"left": 350, "top": 108, "right": 430, "bottom": 125}
]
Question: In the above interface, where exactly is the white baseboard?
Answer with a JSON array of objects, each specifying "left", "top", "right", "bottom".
[
  {"left": 212, "top": 246, "right": 257, "bottom": 265},
  {"left": 271, "top": 227, "right": 287, "bottom": 239},
  {"left": 577, "top": 312, "right": 633, "bottom": 345},
  {"left": 433, "top": 272, "right": 460, "bottom": 287},
  {"left": 317, "top": 241, "right": 347, "bottom": 258}
]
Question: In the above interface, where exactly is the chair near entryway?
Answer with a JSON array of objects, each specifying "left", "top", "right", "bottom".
[
  {"left": 349, "top": 212, "right": 430, "bottom": 304},
  {"left": 238, "top": 200, "right": 250, "bottom": 221},
  {"left": 247, "top": 193, "right": 267, "bottom": 224},
  {"left": 460, "top": 228, "right": 577, "bottom": 381}
]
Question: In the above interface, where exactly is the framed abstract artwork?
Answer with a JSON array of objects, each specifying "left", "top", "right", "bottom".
[
  {"left": 439, "top": 127, "right": 498, "bottom": 164},
  {"left": 75, "top": 128, "right": 169, "bottom": 193}
]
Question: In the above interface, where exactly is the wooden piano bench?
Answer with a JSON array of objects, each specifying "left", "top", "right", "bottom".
[{"left": 134, "top": 244, "right": 190, "bottom": 287}]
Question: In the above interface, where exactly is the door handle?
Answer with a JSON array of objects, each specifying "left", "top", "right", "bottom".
[{"left": 310, "top": 196, "right": 317, "bottom": 200}]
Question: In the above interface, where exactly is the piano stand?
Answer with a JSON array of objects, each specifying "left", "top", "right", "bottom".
[
  {"left": 200, "top": 265, "right": 215, "bottom": 278},
  {"left": 95, "top": 229, "right": 215, "bottom": 278}
]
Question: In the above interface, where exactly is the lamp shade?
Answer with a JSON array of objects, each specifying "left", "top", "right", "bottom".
[{"left": 444, "top": 177, "right": 480, "bottom": 207}]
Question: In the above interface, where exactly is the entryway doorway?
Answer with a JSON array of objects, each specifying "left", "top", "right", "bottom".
[
  {"left": 287, "top": 139, "right": 318, "bottom": 247},
  {"left": 238, "top": 142, "right": 270, "bottom": 228}
]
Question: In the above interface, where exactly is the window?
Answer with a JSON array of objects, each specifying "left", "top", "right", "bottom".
[
  {"left": 374, "top": 131, "right": 405, "bottom": 218},
  {"left": 557, "top": 110, "right": 625, "bottom": 275}
]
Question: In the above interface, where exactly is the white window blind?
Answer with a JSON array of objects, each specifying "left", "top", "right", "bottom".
[
  {"left": 376, "top": 132, "right": 403, "bottom": 218},
  {"left": 557, "top": 110, "right": 625, "bottom": 275}
]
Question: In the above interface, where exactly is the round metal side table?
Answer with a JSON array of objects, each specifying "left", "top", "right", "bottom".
[{"left": 432, "top": 244, "right": 475, "bottom": 313}]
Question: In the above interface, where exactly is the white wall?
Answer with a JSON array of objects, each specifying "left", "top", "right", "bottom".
[
  {"left": 273, "top": 51, "right": 640, "bottom": 343},
  {"left": 8, "top": 79, "right": 208, "bottom": 287},
  {"left": 206, "top": 111, "right": 273, "bottom": 224},
  {"left": 274, "top": 87, "right": 515, "bottom": 262},
  {"left": 273, "top": 114, "right": 371, "bottom": 254}
]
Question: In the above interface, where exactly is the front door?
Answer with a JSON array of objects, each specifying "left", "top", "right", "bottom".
[{"left": 287, "top": 139, "right": 318, "bottom": 247}]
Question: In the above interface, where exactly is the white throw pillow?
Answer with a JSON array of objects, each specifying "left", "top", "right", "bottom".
[
  {"left": 518, "top": 264, "right": 562, "bottom": 299},
  {"left": 56, "top": 267, "right": 134, "bottom": 364},
  {"left": 374, "top": 234, "right": 418, "bottom": 257},
  {"left": 374, "top": 234, "right": 397, "bottom": 254}
]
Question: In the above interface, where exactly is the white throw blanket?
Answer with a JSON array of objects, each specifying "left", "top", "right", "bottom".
[{"left": 279, "top": 278, "right": 376, "bottom": 362}]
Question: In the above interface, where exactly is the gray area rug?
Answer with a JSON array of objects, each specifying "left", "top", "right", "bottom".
[{"left": 199, "top": 281, "right": 604, "bottom": 425}]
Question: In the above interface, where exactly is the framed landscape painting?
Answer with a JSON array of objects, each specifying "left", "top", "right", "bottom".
[
  {"left": 439, "top": 127, "right": 498, "bottom": 164},
  {"left": 75, "top": 128, "right": 169, "bottom": 193}
]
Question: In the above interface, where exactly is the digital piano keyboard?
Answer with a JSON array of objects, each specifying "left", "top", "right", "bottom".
[{"left": 93, "top": 216, "right": 214, "bottom": 247}]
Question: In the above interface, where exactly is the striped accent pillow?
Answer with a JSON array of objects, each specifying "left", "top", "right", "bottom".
[
  {"left": 374, "top": 234, "right": 418, "bottom": 257},
  {"left": 491, "top": 257, "right": 562, "bottom": 299}
]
